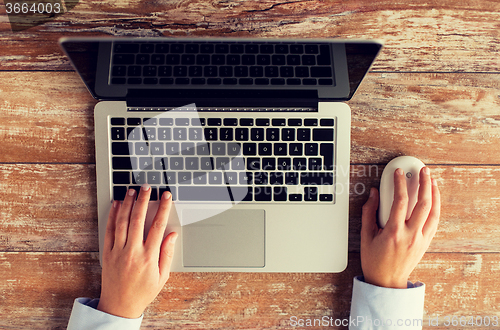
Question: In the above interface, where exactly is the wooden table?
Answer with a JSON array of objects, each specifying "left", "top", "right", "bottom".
[{"left": 1, "top": 1, "right": 499, "bottom": 328}]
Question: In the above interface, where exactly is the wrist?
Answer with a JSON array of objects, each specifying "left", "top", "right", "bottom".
[
  {"left": 97, "top": 298, "right": 144, "bottom": 319},
  {"left": 363, "top": 275, "right": 408, "bottom": 289}
]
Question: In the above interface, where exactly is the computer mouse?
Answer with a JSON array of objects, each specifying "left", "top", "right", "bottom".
[{"left": 378, "top": 156, "right": 425, "bottom": 228}]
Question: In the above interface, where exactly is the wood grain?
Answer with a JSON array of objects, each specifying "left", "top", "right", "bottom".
[
  {"left": 2, "top": 163, "right": 500, "bottom": 254},
  {"left": 1, "top": 71, "right": 499, "bottom": 164},
  {"left": 1, "top": 0, "right": 499, "bottom": 72},
  {"left": 1, "top": 252, "right": 498, "bottom": 329}
]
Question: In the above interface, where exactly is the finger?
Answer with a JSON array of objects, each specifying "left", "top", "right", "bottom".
[
  {"left": 146, "top": 191, "right": 173, "bottom": 251},
  {"left": 127, "top": 184, "right": 151, "bottom": 246},
  {"left": 408, "top": 167, "right": 433, "bottom": 231},
  {"left": 423, "top": 178, "right": 441, "bottom": 238},
  {"left": 114, "top": 188, "right": 136, "bottom": 248},
  {"left": 361, "top": 188, "right": 380, "bottom": 243},
  {"left": 386, "top": 168, "right": 408, "bottom": 229},
  {"left": 104, "top": 201, "right": 120, "bottom": 252},
  {"left": 159, "top": 232, "right": 178, "bottom": 283}
]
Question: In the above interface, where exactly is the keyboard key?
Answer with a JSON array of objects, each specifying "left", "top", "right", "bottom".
[
  {"left": 273, "top": 187, "right": 287, "bottom": 201},
  {"left": 320, "top": 194, "right": 333, "bottom": 202},
  {"left": 320, "top": 118, "right": 335, "bottom": 126},
  {"left": 240, "top": 118, "right": 254, "bottom": 126},
  {"left": 281, "top": 128, "right": 295, "bottom": 141},
  {"left": 243, "top": 143, "right": 256, "bottom": 155},
  {"left": 300, "top": 172, "right": 333, "bottom": 185},
  {"left": 305, "top": 45, "right": 319, "bottom": 54},
  {"left": 112, "top": 142, "right": 131, "bottom": 155},
  {"left": 297, "top": 128, "right": 311, "bottom": 141},
  {"left": 313, "top": 128, "right": 334, "bottom": 141},
  {"left": 113, "top": 54, "right": 134, "bottom": 65},
  {"left": 163, "top": 172, "right": 177, "bottom": 185},
  {"left": 254, "top": 187, "right": 272, "bottom": 201},
  {"left": 147, "top": 172, "right": 161, "bottom": 184},
  {"left": 304, "top": 187, "right": 318, "bottom": 201},
  {"left": 277, "top": 157, "right": 291, "bottom": 170},
  {"left": 293, "top": 158, "right": 307, "bottom": 170},
  {"left": 320, "top": 143, "right": 334, "bottom": 170},
  {"left": 305, "top": 143, "right": 318, "bottom": 156},
  {"left": 266, "top": 128, "right": 279, "bottom": 141},
  {"left": 114, "top": 43, "right": 139, "bottom": 53},
  {"left": 170, "top": 157, "right": 184, "bottom": 170},
  {"left": 113, "top": 186, "right": 128, "bottom": 201},
  {"left": 127, "top": 118, "right": 141, "bottom": 126},
  {"left": 289, "top": 194, "right": 302, "bottom": 202},
  {"left": 113, "top": 172, "right": 130, "bottom": 184},
  {"left": 235, "top": 128, "right": 249, "bottom": 141},
  {"left": 274, "top": 143, "right": 287, "bottom": 155},
  {"left": 247, "top": 158, "right": 260, "bottom": 170},
  {"left": 288, "top": 119, "right": 302, "bottom": 126},
  {"left": 311, "top": 67, "right": 332, "bottom": 77},
  {"left": 178, "top": 186, "right": 250, "bottom": 201},
  {"left": 317, "top": 45, "right": 332, "bottom": 65},
  {"left": 289, "top": 143, "right": 302, "bottom": 156},
  {"left": 272, "top": 119, "right": 286, "bottom": 126},
  {"left": 270, "top": 172, "right": 284, "bottom": 185},
  {"left": 111, "top": 127, "right": 125, "bottom": 140},
  {"left": 207, "top": 118, "right": 222, "bottom": 126},
  {"left": 200, "top": 157, "right": 214, "bottom": 170},
  {"left": 308, "top": 157, "right": 322, "bottom": 171},
  {"left": 140, "top": 44, "right": 155, "bottom": 53},
  {"left": 224, "top": 118, "right": 238, "bottom": 126},
  {"left": 204, "top": 128, "right": 217, "bottom": 140},
  {"left": 251, "top": 128, "right": 264, "bottom": 141},
  {"left": 285, "top": 172, "right": 298, "bottom": 185},
  {"left": 256, "top": 119, "right": 269, "bottom": 126},
  {"left": 253, "top": 172, "right": 268, "bottom": 185},
  {"left": 112, "top": 157, "right": 137, "bottom": 170},
  {"left": 209, "top": 172, "right": 222, "bottom": 184},
  {"left": 261, "top": 157, "right": 275, "bottom": 170},
  {"left": 304, "top": 119, "right": 318, "bottom": 126},
  {"left": 259, "top": 143, "right": 272, "bottom": 155},
  {"left": 302, "top": 55, "right": 315, "bottom": 65}
]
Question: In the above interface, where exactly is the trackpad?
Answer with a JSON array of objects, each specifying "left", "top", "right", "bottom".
[{"left": 182, "top": 209, "right": 265, "bottom": 267}]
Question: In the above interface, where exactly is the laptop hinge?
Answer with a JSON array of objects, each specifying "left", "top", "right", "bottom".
[{"left": 125, "top": 89, "right": 318, "bottom": 109}]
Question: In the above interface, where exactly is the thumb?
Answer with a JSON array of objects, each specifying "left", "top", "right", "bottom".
[{"left": 361, "top": 188, "right": 380, "bottom": 243}]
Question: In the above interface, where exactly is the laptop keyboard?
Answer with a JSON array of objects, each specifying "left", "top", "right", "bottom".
[
  {"left": 110, "top": 41, "right": 334, "bottom": 86},
  {"left": 110, "top": 115, "right": 336, "bottom": 203}
]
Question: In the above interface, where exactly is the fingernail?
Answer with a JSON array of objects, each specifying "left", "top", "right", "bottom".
[
  {"left": 432, "top": 178, "right": 438, "bottom": 186},
  {"left": 128, "top": 189, "right": 136, "bottom": 196},
  {"left": 171, "top": 233, "right": 178, "bottom": 244},
  {"left": 142, "top": 184, "right": 151, "bottom": 191},
  {"left": 370, "top": 188, "right": 375, "bottom": 198},
  {"left": 424, "top": 167, "right": 430, "bottom": 175},
  {"left": 112, "top": 200, "right": 118, "bottom": 208},
  {"left": 396, "top": 168, "right": 404, "bottom": 176},
  {"left": 163, "top": 191, "right": 172, "bottom": 200}
]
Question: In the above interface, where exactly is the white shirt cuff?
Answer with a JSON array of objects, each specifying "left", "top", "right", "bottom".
[
  {"left": 349, "top": 276, "right": 425, "bottom": 330},
  {"left": 67, "top": 298, "right": 143, "bottom": 330}
]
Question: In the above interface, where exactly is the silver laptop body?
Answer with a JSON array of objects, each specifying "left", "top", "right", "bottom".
[{"left": 61, "top": 37, "right": 381, "bottom": 272}]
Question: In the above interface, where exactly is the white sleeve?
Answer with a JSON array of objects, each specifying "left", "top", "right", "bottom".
[
  {"left": 67, "top": 298, "right": 143, "bottom": 330},
  {"left": 349, "top": 276, "right": 425, "bottom": 330}
]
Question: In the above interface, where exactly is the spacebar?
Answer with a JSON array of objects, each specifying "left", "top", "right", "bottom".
[{"left": 178, "top": 186, "right": 248, "bottom": 201}]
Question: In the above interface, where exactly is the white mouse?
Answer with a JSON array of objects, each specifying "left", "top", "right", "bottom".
[{"left": 378, "top": 156, "right": 425, "bottom": 228}]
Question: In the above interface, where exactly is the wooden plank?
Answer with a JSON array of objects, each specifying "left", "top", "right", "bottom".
[
  {"left": 0, "top": 164, "right": 98, "bottom": 252},
  {"left": 1, "top": 71, "right": 499, "bottom": 164},
  {"left": 2, "top": 163, "right": 500, "bottom": 253},
  {"left": 0, "top": 252, "right": 498, "bottom": 329},
  {"left": 1, "top": 0, "right": 499, "bottom": 72}
]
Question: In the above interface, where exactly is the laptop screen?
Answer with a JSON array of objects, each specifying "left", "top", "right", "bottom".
[{"left": 60, "top": 38, "right": 381, "bottom": 103}]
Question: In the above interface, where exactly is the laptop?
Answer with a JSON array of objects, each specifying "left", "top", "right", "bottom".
[{"left": 60, "top": 37, "right": 381, "bottom": 272}]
